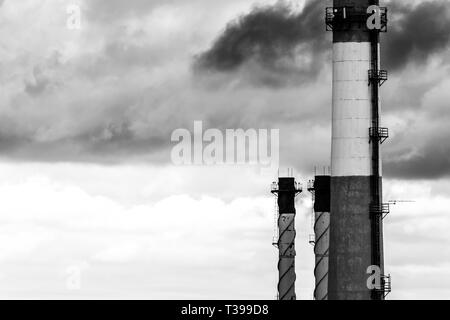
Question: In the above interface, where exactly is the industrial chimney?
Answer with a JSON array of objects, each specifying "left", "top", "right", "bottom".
[
  {"left": 326, "top": 0, "right": 391, "bottom": 300},
  {"left": 271, "top": 176, "right": 302, "bottom": 300},
  {"left": 309, "top": 175, "right": 331, "bottom": 300}
]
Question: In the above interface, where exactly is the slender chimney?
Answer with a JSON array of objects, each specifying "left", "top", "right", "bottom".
[
  {"left": 271, "top": 177, "right": 302, "bottom": 300},
  {"left": 312, "top": 175, "right": 330, "bottom": 300}
]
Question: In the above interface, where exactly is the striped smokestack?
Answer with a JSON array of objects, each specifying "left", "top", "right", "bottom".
[
  {"left": 271, "top": 177, "right": 302, "bottom": 300},
  {"left": 327, "top": 0, "right": 389, "bottom": 300},
  {"left": 313, "top": 175, "right": 330, "bottom": 301}
]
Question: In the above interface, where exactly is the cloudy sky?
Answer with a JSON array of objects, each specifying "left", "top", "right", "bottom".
[{"left": 0, "top": 0, "right": 450, "bottom": 299}]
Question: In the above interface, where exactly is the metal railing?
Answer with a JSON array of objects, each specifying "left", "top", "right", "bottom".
[
  {"left": 369, "top": 127, "right": 389, "bottom": 144},
  {"left": 326, "top": 6, "right": 388, "bottom": 32},
  {"left": 370, "top": 203, "right": 391, "bottom": 219},
  {"left": 369, "top": 69, "right": 388, "bottom": 86}
]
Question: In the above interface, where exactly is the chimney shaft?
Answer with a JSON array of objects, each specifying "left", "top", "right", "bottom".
[{"left": 328, "top": 0, "right": 386, "bottom": 300}]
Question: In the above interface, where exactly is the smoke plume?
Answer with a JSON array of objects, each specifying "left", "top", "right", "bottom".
[
  {"left": 195, "top": 0, "right": 450, "bottom": 85},
  {"left": 193, "top": 0, "right": 326, "bottom": 87}
]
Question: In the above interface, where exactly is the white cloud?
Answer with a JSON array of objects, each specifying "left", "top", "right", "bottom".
[
  {"left": 0, "top": 163, "right": 281, "bottom": 299},
  {"left": 0, "top": 163, "right": 448, "bottom": 299}
]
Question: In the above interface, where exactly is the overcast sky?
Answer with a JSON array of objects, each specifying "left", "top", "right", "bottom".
[{"left": 0, "top": 0, "right": 450, "bottom": 299}]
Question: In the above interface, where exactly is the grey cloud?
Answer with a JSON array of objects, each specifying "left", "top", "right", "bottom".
[
  {"left": 385, "top": 151, "right": 450, "bottom": 180},
  {"left": 76, "top": 40, "right": 164, "bottom": 80},
  {"left": 383, "top": 74, "right": 445, "bottom": 112},
  {"left": 24, "top": 79, "right": 49, "bottom": 96},
  {"left": 383, "top": 0, "right": 450, "bottom": 71},
  {"left": 0, "top": 123, "right": 169, "bottom": 164},
  {"left": 85, "top": 0, "right": 166, "bottom": 22},
  {"left": 381, "top": 70, "right": 450, "bottom": 180},
  {"left": 193, "top": 0, "right": 327, "bottom": 87},
  {"left": 24, "top": 67, "right": 50, "bottom": 96},
  {"left": 384, "top": 127, "right": 450, "bottom": 180},
  {"left": 0, "top": 74, "right": 330, "bottom": 167}
]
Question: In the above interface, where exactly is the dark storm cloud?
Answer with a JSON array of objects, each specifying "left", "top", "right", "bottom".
[
  {"left": 383, "top": 0, "right": 450, "bottom": 71},
  {"left": 385, "top": 142, "right": 450, "bottom": 180},
  {"left": 380, "top": 0, "right": 450, "bottom": 180},
  {"left": 195, "top": 0, "right": 450, "bottom": 85},
  {"left": 193, "top": 0, "right": 327, "bottom": 87},
  {"left": 385, "top": 151, "right": 450, "bottom": 180},
  {"left": 384, "top": 120, "right": 450, "bottom": 180},
  {"left": 0, "top": 120, "right": 169, "bottom": 164}
]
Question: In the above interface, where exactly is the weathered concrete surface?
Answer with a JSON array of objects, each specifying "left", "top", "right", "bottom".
[{"left": 328, "top": 176, "right": 372, "bottom": 300}]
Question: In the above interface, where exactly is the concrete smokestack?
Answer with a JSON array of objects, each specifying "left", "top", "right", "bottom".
[
  {"left": 271, "top": 177, "right": 302, "bottom": 300},
  {"left": 327, "top": 0, "right": 389, "bottom": 300},
  {"left": 312, "top": 175, "right": 330, "bottom": 300}
]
